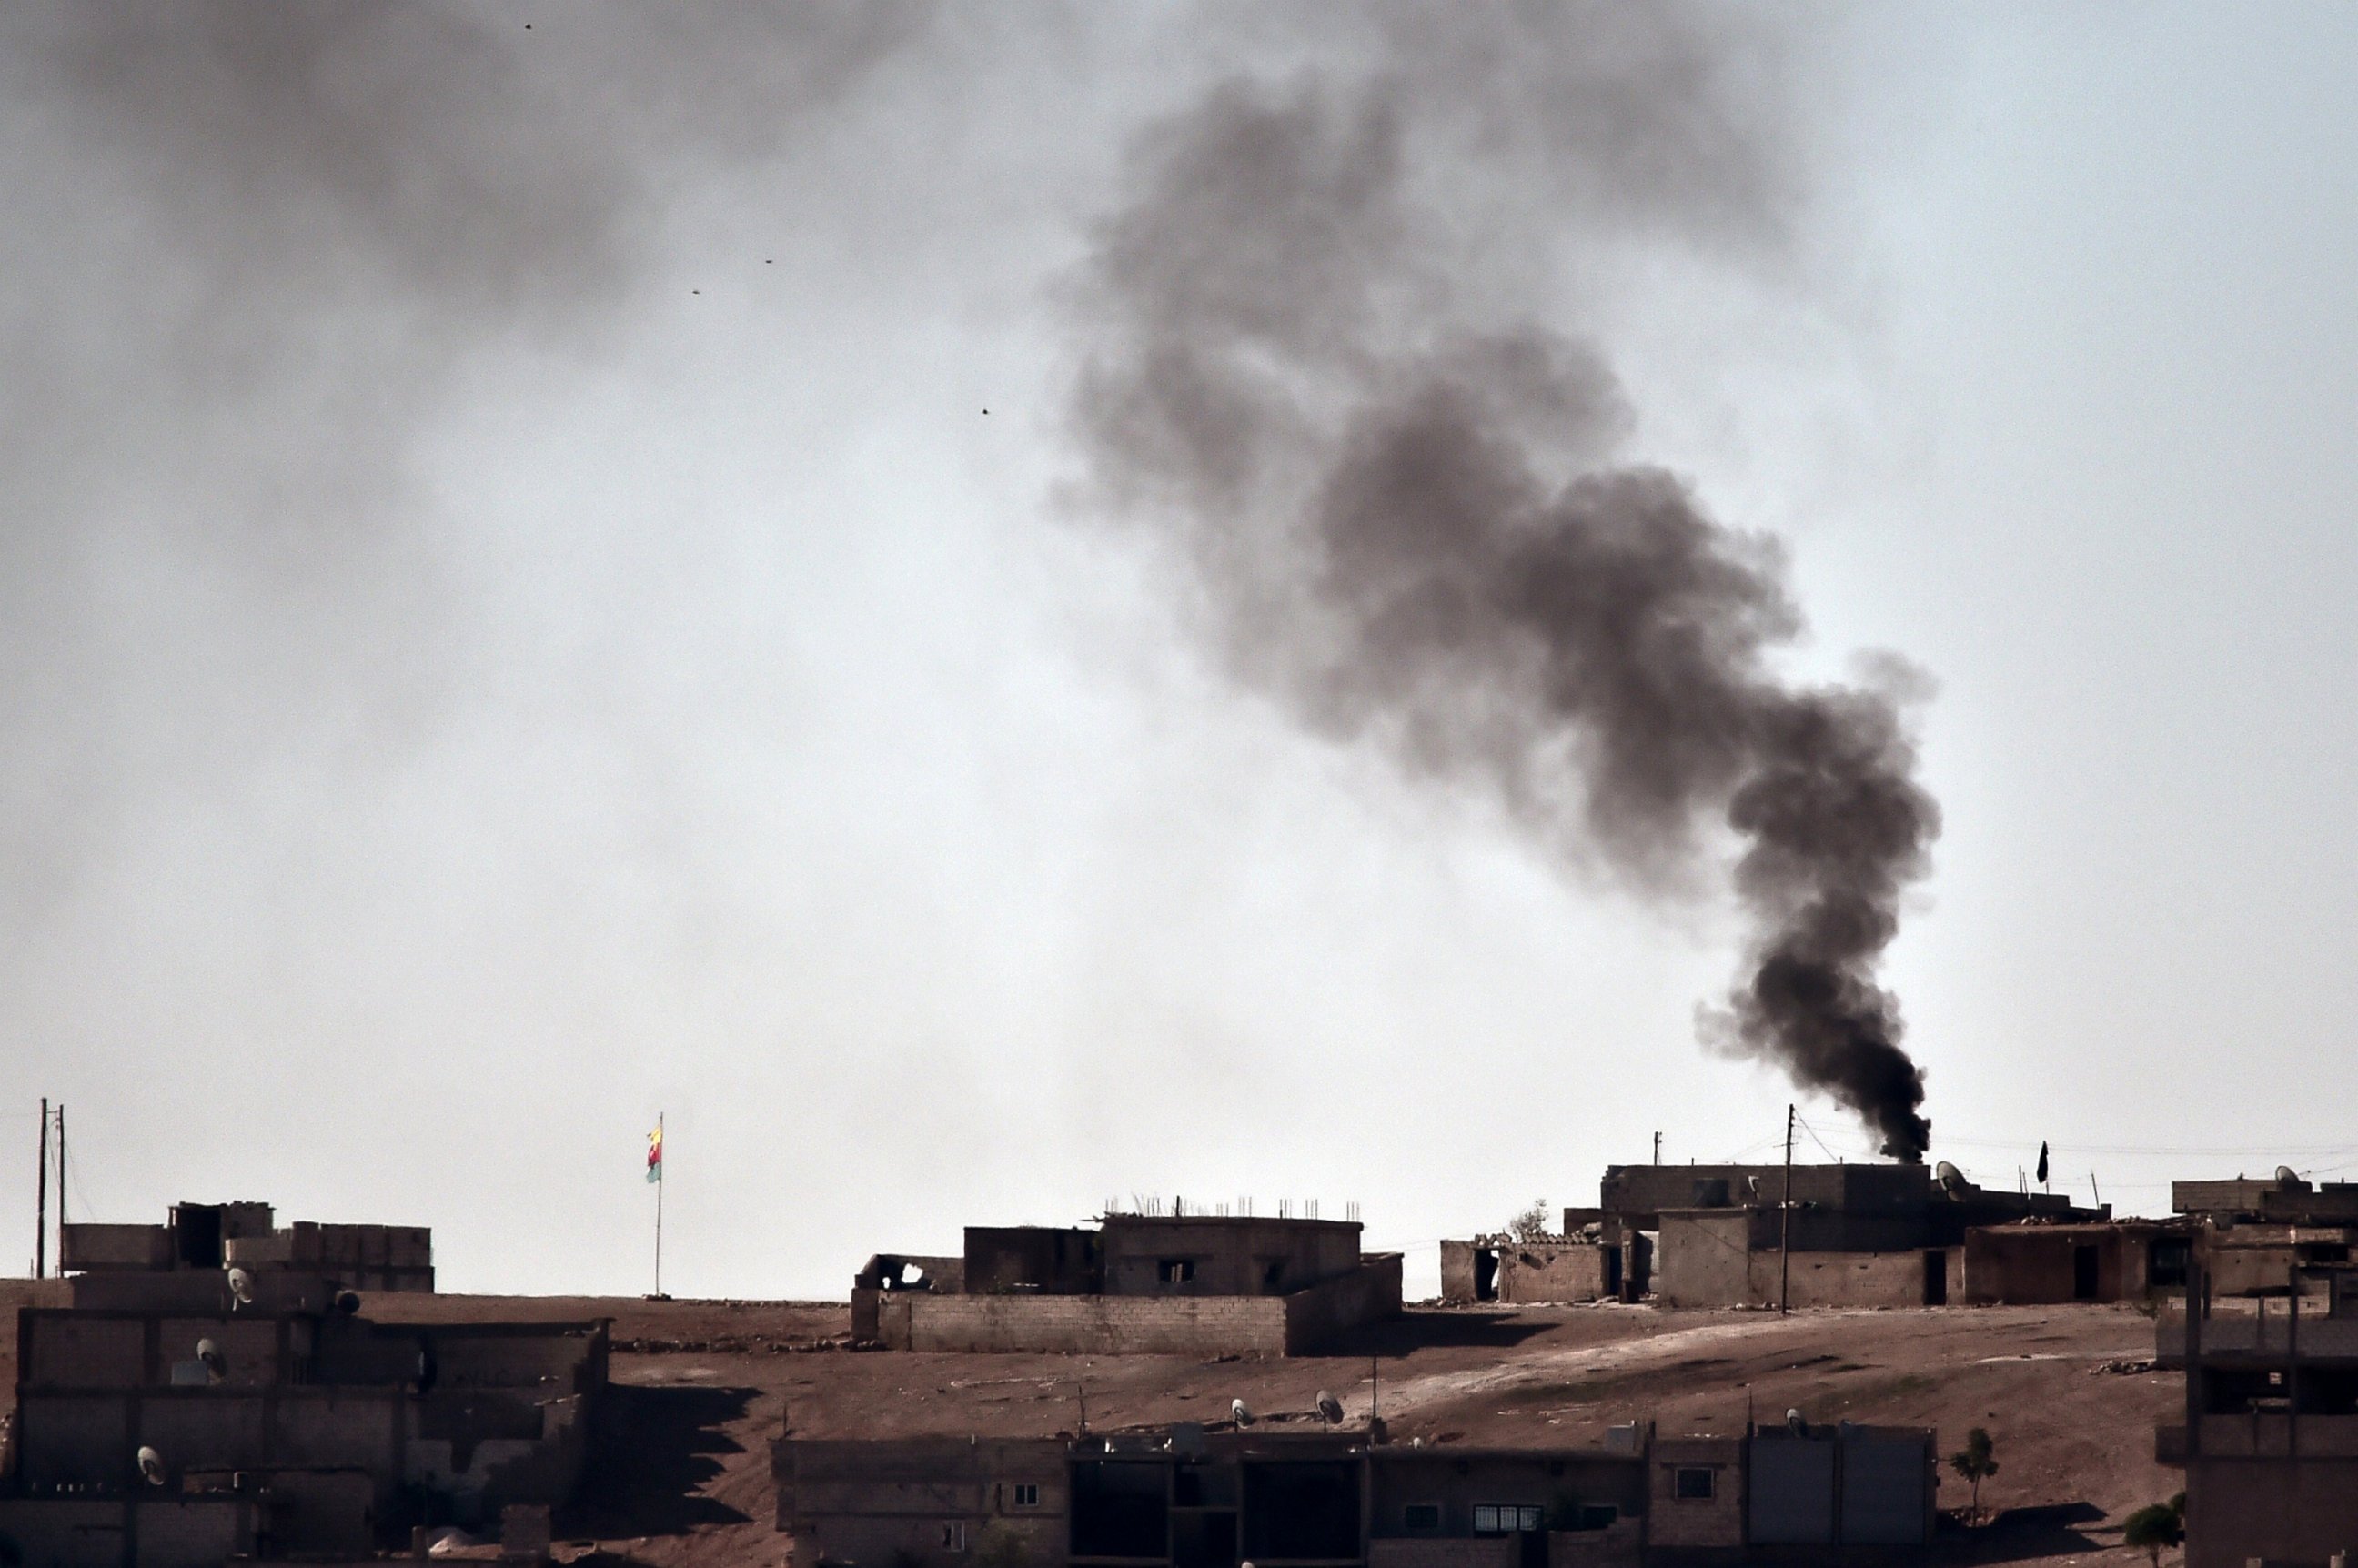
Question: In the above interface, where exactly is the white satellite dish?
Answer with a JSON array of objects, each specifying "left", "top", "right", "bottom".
[
  {"left": 196, "top": 1338, "right": 226, "bottom": 1382},
  {"left": 1785, "top": 1409, "right": 1807, "bottom": 1436},
  {"left": 137, "top": 1446, "right": 166, "bottom": 1486},
  {"left": 226, "top": 1267, "right": 256, "bottom": 1306},
  {"left": 1315, "top": 1392, "right": 1344, "bottom": 1429},
  {"left": 2279, "top": 1166, "right": 2303, "bottom": 1191},
  {"left": 1935, "top": 1162, "right": 1969, "bottom": 1200},
  {"left": 1231, "top": 1399, "right": 1254, "bottom": 1428}
]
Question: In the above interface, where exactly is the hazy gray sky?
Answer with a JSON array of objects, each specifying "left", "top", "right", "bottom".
[{"left": 5, "top": 5, "right": 2355, "bottom": 1298}]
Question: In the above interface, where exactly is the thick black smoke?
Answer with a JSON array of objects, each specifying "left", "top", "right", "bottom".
[{"left": 1069, "top": 14, "right": 1939, "bottom": 1158}]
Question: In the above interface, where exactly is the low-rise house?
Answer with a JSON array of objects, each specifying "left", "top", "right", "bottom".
[
  {"left": 853, "top": 1210, "right": 1401, "bottom": 1356},
  {"left": 1438, "top": 1227, "right": 1650, "bottom": 1307},
  {"left": 1960, "top": 1219, "right": 2192, "bottom": 1304},
  {"left": 0, "top": 1199, "right": 603, "bottom": 1566},
  {"left": 1607, "top": 1162, "right": 2102, "bottom": 1311},
  {"left": 2174, "top": 1175, "right": 2358, "bottom": 1296}
]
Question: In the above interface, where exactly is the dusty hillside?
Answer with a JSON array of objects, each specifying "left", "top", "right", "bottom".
[{"left": 348, "top": 1294, "right": 2180, "bottom": 1568}]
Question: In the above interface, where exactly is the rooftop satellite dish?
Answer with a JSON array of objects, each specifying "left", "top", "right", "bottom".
[
  {"left": 335, "top": 1291, "right": 362, "bottom": 1316},
  {"left": 1231, "top": 1399, "right": 1254, "bottom": 1428},
  {"left": 1315, "top": 1391, "right": 1344, "bottom": 1429},
  {"left": 136, "top": 1446, "right": 166, "bottom": 1487},
  {"left": 1785, "top": 1409, "right": 1807, "bottom": 1437},
  {"left": 196, "top": 1338, "right": 226, "bottom": 1382},
  {"left": 1935, "top": 1162, "right": 1969, "bottom": 1200},
  {"left": 2279, "top": 1166, "right": 2303, "bottom": 1191},
  {"left": 226, "top": 1268, "right": 256, "bottom": 1306}
]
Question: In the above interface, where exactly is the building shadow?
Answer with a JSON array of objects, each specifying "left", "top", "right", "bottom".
[
  {"left": 566, "top": 1383, "right": 758, "bottom": 1538},
  {"left": 1327, "top": 1312, "right": 1557, "bottom": 1355},
  {"left": 1930, "top": 1501, "right": 2110, "bottom": 1563}
]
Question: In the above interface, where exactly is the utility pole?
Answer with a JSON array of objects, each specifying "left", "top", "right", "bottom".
[
  {"left": 1652, "top": 1131, "right": 1662, "bottom": 1165},
  {"left": 1779, "top": 1104, "right": 1795, "bottom": 1317},
  {"left": 35, "top": 1097, "right": 48, "bottom": 1279},
  {"left": 55, "top": 1104, "right": 66, "bottom": 1256}
]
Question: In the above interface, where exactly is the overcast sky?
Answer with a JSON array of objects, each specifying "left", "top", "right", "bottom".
[{"left": 5, "top": 4, "right": 2355, "bottom": 1300}]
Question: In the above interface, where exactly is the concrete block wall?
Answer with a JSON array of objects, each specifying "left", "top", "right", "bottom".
[
  {"left": 880, "top": 1287, "right": 1291, "bottom": 1355},
  {"left": 1496, "top": 1244, "right": 1608, "bottom": 1305},
  {"left": 875, "top": 1257, "right": 1401, "bottom": 1355},
  {"left": 1648, "top": 1436, "right": 1743, "bottom": 1548},
  {"left": 1283, "top": 1255, "right": 1404, "bottom": 1352},
  {"left": 1369, "top": 1539, "right": 1517, "bottom": 1568}
]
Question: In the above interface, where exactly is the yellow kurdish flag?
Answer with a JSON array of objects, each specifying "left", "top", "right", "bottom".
[{"left": 646, "top": 1124, "right": 663, "bottom": 1184}]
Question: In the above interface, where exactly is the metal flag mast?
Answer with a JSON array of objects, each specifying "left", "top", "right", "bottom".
[{"left": 651, "top": 1113, "right": 665, "bottom": 1299}]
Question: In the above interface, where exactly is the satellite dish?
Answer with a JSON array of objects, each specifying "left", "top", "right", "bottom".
[
  {"left": 1785, "top": 1409, "right": 1807, "bottom": 1437},
  {"left": 136, "top": 1446, "right": 166, "bottom": 1486},
  {"left": 335, "top": 1291, "right": 362, "bottom": 1316},
  {"left": 196, "top": 1338, "right": 226, "bottom": 1382},
  {"left": 1315, "top": 1391, "right": 1344, "bottom": 1429},
  {"left": 2279, "top": 1166, "right": 2303, "bottom": 1191},
  {"left": 1231, "top": 1399, "right": 1254, "bottom": 1428},
  {"left": 1935, "top": 1162, "right": 1969, "bottom": 1200},
  {"left": 226, "top": 1268, "right": 256, "bottom": 1306}
]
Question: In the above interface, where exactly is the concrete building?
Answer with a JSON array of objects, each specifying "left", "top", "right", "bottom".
[
  {"left": 773, "top": 1418, "right": 1932, "bottom": 1568},
  {"left": 2174, "top": 1175, "right": 2358, "bottom": 1297},
  {"left": 854, "top": 1211, "right": 1402, "bottom": 1356},
  {"left": 1603, "top": 1162, "right": 2103, "bottom": 1311},
  {"left": 0, "top": 1199, "right": 603, "bottom": 1568},
  {"left": 62, "top": 1201, "right": 434, "bottom": 1295},
  {"left": 1960, "top": 1220, "right": 2192, "bottom": 1305},
  {"left": 1439, "top": 1224, "right": 1649, "bottom": 1308},
  {"left": 2156, "top": 1262, "right": 2358, "bottom": 1568}
]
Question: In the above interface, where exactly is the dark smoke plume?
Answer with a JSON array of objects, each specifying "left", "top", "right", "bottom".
[{"left": 1069, "top": 10, "right": 1940, "bottom": 1158}]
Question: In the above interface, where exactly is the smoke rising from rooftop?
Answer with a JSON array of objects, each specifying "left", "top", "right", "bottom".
[{"left": 1068, "top": 7, "right": 1940, "bottom": 1158}]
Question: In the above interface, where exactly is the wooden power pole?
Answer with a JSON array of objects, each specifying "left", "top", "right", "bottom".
[
  {"left": 35, "top": 1097, "right": 47, "bottom": 1280},
  {"left": 1779, "top": 1104, "right": 1795, "bottom": 1316}
]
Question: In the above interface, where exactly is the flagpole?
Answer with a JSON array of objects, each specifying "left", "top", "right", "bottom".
[{"left": 654, "top": 1112, "right": 665, "bottom": 1299}]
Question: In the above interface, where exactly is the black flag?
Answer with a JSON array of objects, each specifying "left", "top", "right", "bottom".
[{"left": 2036, "top": 1141, "right": 2050, "bottom": 1188}]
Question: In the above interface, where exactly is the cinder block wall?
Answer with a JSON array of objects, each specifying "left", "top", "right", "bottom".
[
  {"left": 876, "top": 1257, "right": 1402, "bottom": 1355},
  {"left": 1496, "top": 1244, "right": 1607, "bottom": 1304}
]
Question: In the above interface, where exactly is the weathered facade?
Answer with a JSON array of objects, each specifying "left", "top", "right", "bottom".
[
  {"left": 2174, "top": 1175, "right": 2358, "bottom": 1297},
  {"left": 1437, "top": 1235, "right": 1650, "bottom": 1308},
  {"left": 774, "top": 1419, "right": 1930, "bottom": 1568},
  {"left": 62, "top": 1202, "right": 433, "bottom": 1295},
  {"left": 0, "top": 1200, "right": 601, "bottom": 1568},
  {"left": 2156, "top": 1263, "right": 2358, "bottom": 1568},
  {"left": 1960, "top": 1220, "right": 2191, "bottom": 1305},
  {"left": 1619, "top": 1163, "right": 2101, "bottom": 1311},
  {"left": 855, "top": 1215, "right": 1401, "bottom": 1356}
]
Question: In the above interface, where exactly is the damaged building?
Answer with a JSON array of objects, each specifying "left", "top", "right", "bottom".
[
  {"left": 853, "top": 1211, "right": 1401, "bottom": 1356},
  {"left": 0, "top": 1201, "right": 605, "bottom": 1568},
  {"left": 773, "top": 1415, "right": 1935, "bottom": 1568},
  {"left": 2156, "top": 1261, "right": 2358, "bottom": 1568},
  {"left": 61, "top": 1202, "right": 433, "bottom": 1295},
  {"left": 1599, "top": 1162, "right": 2121, "bottom": 1310},
  {"left": 2174, "top": 1172, "right": 2358, "bottom": 1296},
  {"left": 1439, "top": 1216, "right": 1650, "bottom": 1307}
]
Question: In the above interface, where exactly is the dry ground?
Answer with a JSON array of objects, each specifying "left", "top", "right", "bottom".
[{"left": 342, "top": 1293, "right": 2182, "bottom": 1568}]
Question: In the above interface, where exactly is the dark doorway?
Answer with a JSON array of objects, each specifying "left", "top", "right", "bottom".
[
  {"left": 1241, "top": 1462, "right": 1358, "bottom": 1562},
  {"left": 1173, "top": 1510, "right": 1238, "bottom": 1568},
  {"left": 1073, "top": 1462, "right": 1170, "bottom": 1559},
  {"left": 1604, "top": 1247, "right": 1623, "bottom": 1297},
  {"left": 1923, "top": 1250, "right": 1948, "bottom": 1306},
  {"left": 1518, "top": 1529, "right": 1547, "bottom": 1568},
  {"left": 1474, "top": 1250, "right": 1499, "bottom": 1302},
  {"left": 2073, "top": 1245, "right": 2101, "bottom": 1301},
  {"left": 176, "top": 1205, "right": 224, "bottom": 1269}
]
